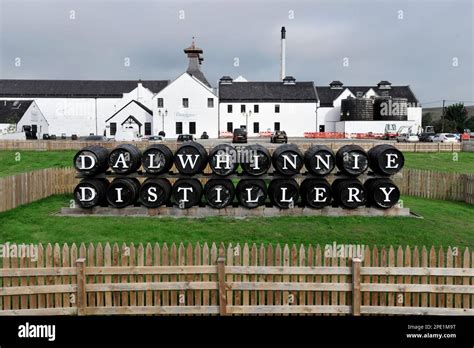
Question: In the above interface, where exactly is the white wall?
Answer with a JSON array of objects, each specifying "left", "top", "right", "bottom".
[
  {"left": 219, "top": 102, "right": 317, "bottom": 137},
  {"left": 17, "top": 101, "right": 49, "bottom": 138},
  {"left": 152, "top": 73, "right": 218, "bottom": 139},
  {"left": 335, "top": 120, "right": 418, "bottom": 134}
]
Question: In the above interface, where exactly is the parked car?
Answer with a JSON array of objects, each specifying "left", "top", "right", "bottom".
[
  {"left": 270, "top": 130, "right": 288, "bottom": 143},
  {"left": 177, "top": 134, "right": 194, "bottom": 142},
  {"left": 232, "top": 128, "right": 247, "bottom": 143},
  {"left": 431, "top": 133, "right": 458, "bottom": 143},
  {"left": 396, "top": 133, "right": 419, "bottom": 142},
  {"left": 144, "top": 136, "right": 163, "bottom": 142},
  {"left": 419, "top": 132, "right": 436, "bottom": 142},
  {"left": 83, "top": 135, "right": 108, "bottom": 141}
]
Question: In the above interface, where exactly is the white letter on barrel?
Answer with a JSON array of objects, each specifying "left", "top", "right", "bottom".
[
  {"left": 315, "top": 154, "right": 331, "bottom": 170},
  {"left": 215, "top": 154, "right": 231, "bottom": 169},
  {"left": 79, "top": 187, "right": 96, "bottom": 202},
  {"left": 245, "top": 188, "right": 259, "bottom": 203},
  {"left": 380, "top": 186, "right": 395, "bottom": 202},
  {"left": 177, "top": 154, "right": 199, "bottom": 169},
  {"left": 352, "top": 154, "right": 360, "bottom": 169},
  {"left": 385, "top": 154, "right": 399, "bottom": 169},
  {"left": 282, "top": 154, "right": 298, "bottom": 170},
  {"left": 114, "top": 154, "right": 129, "bottom": 168},
  {"left": 347, "top": 187, "right": 361, "bottom": 202},
  {"left": 214, "top": 187, "right": 223, "bottom": 202},
  {"left": 79, "top": 155, "right": 95, "bottom": 170},
  {"left": 147, "top": 154, "right": 161, "bottom": 169},
  {"left": 280, "top": 187, "right": 293, "bottom": 203},
  {"left": 115, "top": 188, "right": 124, "bottom": 203},
  {"left": 178, "top": 187, "right": 193, "bottom": 202},
  {"left": 313, "top": 187, "right": 327, "bottom": 202},
  {"left": 147, "top": 186, "right": 158, "bottom": 202}
]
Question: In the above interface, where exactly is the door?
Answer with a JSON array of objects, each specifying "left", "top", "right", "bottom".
[{"left": 319, "top": 125, "right": 325, "bottom": 132}]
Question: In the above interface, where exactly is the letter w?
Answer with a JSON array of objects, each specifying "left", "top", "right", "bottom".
[{"left": 177, "top": 154, "right": 199, "bottom": 169}]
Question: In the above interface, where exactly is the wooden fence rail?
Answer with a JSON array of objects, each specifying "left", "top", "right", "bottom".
[
  {"left": 0, "top": 167, "right": 473, "bottom": 213},
  {"left": 0, "top": 139, "right": 463, "bottom": 152},
  {"left": 0, "top": 243, "right": 472, "bottom": 316}
]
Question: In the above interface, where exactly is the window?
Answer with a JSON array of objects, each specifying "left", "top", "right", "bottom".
[
  {"left": 110, "top": 123, "right": 117, "bottom": 136},
  {"left": 254, "top": 105, "right": 259, "bottom": 113},
  {"left": 227, "top": 122, "right": 233, "bottom": 132},
  {"left": 176, "top": 122, "right": 183, "bottom": 134},
  {"left": 241, "top": 105, "right": 246, "bottom": 113},
  {"left": 207, "top": 98, "right": 214, "bottom": 108},
  {"left": 157, "top": 98, "right": 164, "bottom": 108},
  {"left": 227, "top": 105, "right": 233, "bottom": 113},
  {"left": 189, "top": 122, "right": 196, "bottom": 134},
  {"left": 182, "top": 98, "right": 189, "bottom": 108},
  {"left": 274, "top": 122, "right": 280, "bottom": 131},
  {"left": 253, "top": 122, "right": 259, "bottom": 134},
  {"left": 145, "top": 122, "right": 152, "bottom": 136},
  {"left": 31, "top": 125, "right": 38, "bottom": 133},
  {"left": 275, "top": 104, "right": 280, "bottom": 113}
]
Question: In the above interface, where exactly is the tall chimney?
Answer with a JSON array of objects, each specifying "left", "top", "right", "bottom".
[{"left": 280, "top": 26, "right": 286, "bottom": 80}]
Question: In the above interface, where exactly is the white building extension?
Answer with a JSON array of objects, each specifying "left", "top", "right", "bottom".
[
  {"left": 316, "top": 80, "right": 422, "bottom": 135},
  {"left": 0, "top": 100, "right": 49, "bottom": 139},
  {"left": 218, "top": 76, "right": 318, "bottom": 137},
  {"left": 104, "top": 100, "right": 153, "bottom": 138},
  {"left": 152, "top": 41, "right": 218, "bottom": 138},
  {"left": 0, "top": 80, "right": 168, "bottom": 137}
]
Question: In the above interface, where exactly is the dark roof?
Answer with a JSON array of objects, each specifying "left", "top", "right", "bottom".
[
  {"left": 121, "top": 115, "right": 143, "bottom": 127},
  {"left": 219, "top": 82, "right": 318, "bottom": 102},
  {"left": 0, "top": 100, "right": 34, "bottom": 123},
  {"left": 329, "top": 80, "right": 343, "bottom": 85},
  {"left": 105, "top": 100, "right": 152, "bottom": 122},
  {"left": 187, "top": 71, "right": 211, "bottom": 88},
  {"left": 377, "top": 80, "right": 392, "bottom": 85},
  {"left": 0, "top": 79, "right": 169, "bottom": 98},
  {"left": 315, "top": 86, "right": 418, "bottom": 107}
]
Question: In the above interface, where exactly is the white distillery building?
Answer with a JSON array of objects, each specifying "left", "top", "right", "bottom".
[
  {"left": 0, "top": 28, "right": 422, "bottom": 139},
  {"left": 0, "top": 100, "right": 49, "bottom": 138},
  {"left": 218, "top": 76, "right": 318, "bottom": 137}
]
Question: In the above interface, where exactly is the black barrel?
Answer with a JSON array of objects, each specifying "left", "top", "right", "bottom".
[
  {"left": 73, "top": 178, "right": 108, "bottom": 209},
  {"left": 108, "top": 144, "right": 142, "bottom": 174},
  {"left": 236, "top": 179, "right": 267, "bottom": 209},
  {"left": 240, "top": 144, "right": 271, "bottom": 176},
  {"left": 204, "top": 179, "right": 235, "bottom": 209},
  {"left": 304, "top": 145, "right": 335, "bottom": 176},
  {"left": 364, "top": 178, "right": 400, "bottom": 209},
  {"left": 142, "top": 144, "right": 174, "bottom": 175},
  {"left": 335, "top": 145, "right": 369, "bottom": 176},
  {"left": 332, "top": 178, "right": 366, "bottom": 209},
  {"left": 271, "top": 144, "right": 304, "bottom": 176},
  {"left": 172, "top": 178, "right": 203, "bottom": 208},
  {"left": 268, "top": 179, "right": 299, "bottom": 209},
  {"left": 73, "top": 146, "right": 109, "bottom": 176},
  {"left": 106, "top": 177, "right": 141, "bottom": 208},
  {"left": 368, "top": 144, "right": 405, "bottom": 175},
  {"left": 300, "top": 178, "right": 332, "bottom": 209},
  {"left": 174, "top": 142, "right": 208, "bottom": 175},
  {"left": 208, "top": 144, "right": 239, "bottom": 176},
  {"left": 139, "top": 178, "right": 172, "bottom": 208}
]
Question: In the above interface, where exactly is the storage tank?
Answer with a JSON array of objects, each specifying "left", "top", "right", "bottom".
[
  {"left": 340, "top": 97, "right": 374, "bottom": 121},
  {"left": 373, "top": 97, "right": 408, "bottom": 121}
]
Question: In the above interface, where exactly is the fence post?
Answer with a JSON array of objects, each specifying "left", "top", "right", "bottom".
[
  {"left": 217, "top": 257, "right": 227, "bottom": 315},
  {"left": 352, "top": 258, "right": 361, "bottom": 316},
  {"left": 76, "top": 258, "right": 86, "bottom": 316}
]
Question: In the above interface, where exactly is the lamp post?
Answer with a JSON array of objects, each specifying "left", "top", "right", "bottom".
[
  {"left": 242, "top": 110, "right": 252, "bottom": 130},
  {"left": 158, "top": 109, "right": 168, "bottom": 134}
]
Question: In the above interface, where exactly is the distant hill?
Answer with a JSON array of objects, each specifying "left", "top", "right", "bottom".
[{"left": 422, "top": 105, "right": 474, "bottom": 121}]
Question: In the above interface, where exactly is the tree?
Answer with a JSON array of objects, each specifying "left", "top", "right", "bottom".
[
  {"left": 433, "top": 119, "right": 457, "bottom": 133},
  {"left": 444, "top": 103, "right": 468, "bottom": 132},
  {"left": 466, "top": 117, "right": 474, "bottom": 132},
  {"left": 422, "top": 112, "right": 433, "bottom": 127}
]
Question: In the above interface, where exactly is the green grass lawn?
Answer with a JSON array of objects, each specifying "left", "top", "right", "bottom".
[
  {"left": 402, "top": 152, "right": 474, "bottom": 173},
  {"left": 0, "top": 150, "right": 75, "bottom": 177},
  {"left": 0, "top": 150, "right": 473, "bottom": 176},
  {"left": 0, "top": 194, "right": 472, "bottom": 248}
]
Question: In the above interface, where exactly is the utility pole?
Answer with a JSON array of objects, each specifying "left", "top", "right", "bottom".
[{"left": 441, "top": 99, "right": 445, "bottom": 132}]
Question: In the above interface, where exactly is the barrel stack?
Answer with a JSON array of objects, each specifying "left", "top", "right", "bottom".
[{"left": 72, "top": 142, "right": 405, "bottom": 212}]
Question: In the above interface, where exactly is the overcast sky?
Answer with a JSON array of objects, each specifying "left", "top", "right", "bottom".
[{"left": 0, "top": 0, "right": 472, "bottom": 106}]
